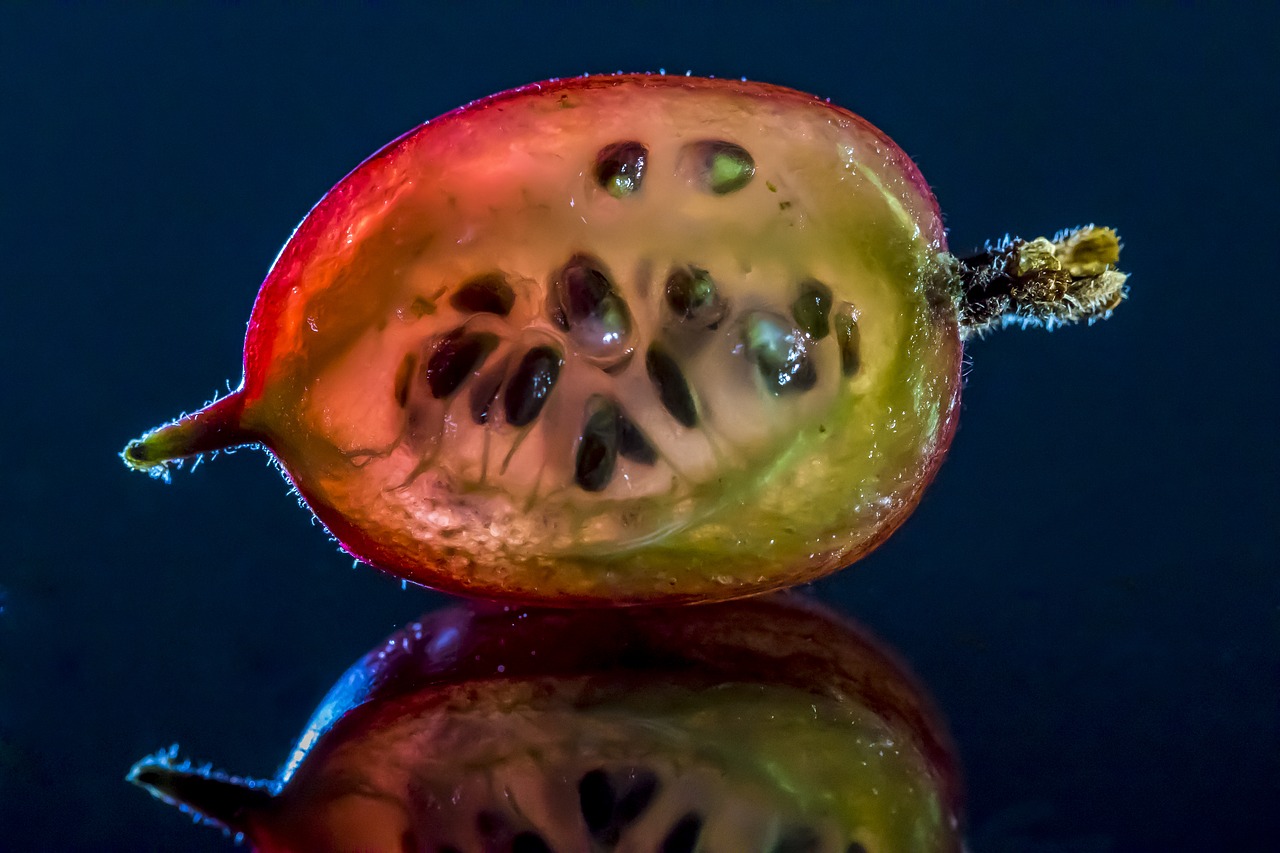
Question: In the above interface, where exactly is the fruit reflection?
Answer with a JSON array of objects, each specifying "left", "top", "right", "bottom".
[{"left": 131, "top": 594, "right": 963, "bottom": 851}]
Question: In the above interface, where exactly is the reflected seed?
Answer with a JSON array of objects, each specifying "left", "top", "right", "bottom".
[
  {"left": 578, "top": 767, "right": 660, "bottom": 845},
  {"left": 770, "top": 825, "right": 822, "bottom": 853},
  {"left": 511, "top": 832, "right": 553, "bottom": 853},
  {"left": 660, "top": 813, "right": 703, "bottom": 853}
]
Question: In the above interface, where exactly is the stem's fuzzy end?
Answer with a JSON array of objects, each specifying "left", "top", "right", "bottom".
[
  {"left": 121, "top": 389, "right": 254, "bottom": 481},
  {"left": 956, "top": 225, "right": 1128, "bottom": 339}
]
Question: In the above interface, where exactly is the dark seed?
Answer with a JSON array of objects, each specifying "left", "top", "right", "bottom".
[
  {"left": 578, "top": 769, "right": 614, "bottom": 836},
  {"left": 449, "top": 272, "right": 515, "bottom": 316},
  {"left": 792, "top": 278, "right": 833, "bottom": 340},
  {"left": 504, "top": 346, "right": 563, "bottom": 427},
  {"left": 511, "top": 832, "right": 553, "bottom": 853},
  {"left": 594, "top": 141, "right": 648, "bottom": 198},
  {"left": 646, "top": 345, "right": 698, "bottom": 427},
  {"left": 846, "top": 843, "right": 869, "bottom": 853},
  {"left": 393, "top": 352, "right": 417, "bottom": 407},
  {"left": 664, "top": 265, "right": 727, "bottom": 328},
  {"left": 575, "top": 401, "right": 620, "bottom": 492},
  {"left": 741, "top": 311, "right": 817, "bottom": 395},
  {"left": 660, "top": 813, "right": 703, "bottom": 853},
  {"left": 469, "top": 358, "right": 508, "bottom": 425},
  {"left": 682, "top": 140, "right": 755, "bottom": 194},
  {"left": 424, "top": 330, "right": 499, "bottom": 399},
  {"left": 578, "top": 767, "right": 660, "bottom": 845},
  {"left": 770, "top": 825, "right": 822, "bottom": 853},
  {"left": 613, "top": 770, "right": 659, "bottom": 832},
  {"left": 834, "top": 305, "right": 861, "bottom": 377},
  {"left": 617, "top": 409, "right": 657, "bottom": 465}
]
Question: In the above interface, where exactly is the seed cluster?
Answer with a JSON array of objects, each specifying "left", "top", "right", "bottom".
[{"left": 391, "top": 139, "right": 862, "bottom": 494}]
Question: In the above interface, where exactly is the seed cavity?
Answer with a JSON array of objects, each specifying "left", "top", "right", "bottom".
[
  {"left": 741, "top": 311, "right": 817, "bottom": 395},
  {"left": 792, "top": 278, "right": 833, "bottom": 340},
  {"left": 681, "top": 140, "right": 755, "bottom": 194},
  {"left": 550, "top": 254, "right": 634, "bottom": 367},
  {"left": 504, "top": 346, "right": 563, "bottom": 427},
  {"left": 834, "top": 302, "right": 861, "bottom": 377},
  {"left": 664, "top": 264, "right": 728, "bottom": 329},
  {"left": 393, "top": 352, "right": 417, "bottom": 407},
  {"left": 660, "top": 813, "right": 703, "bottom": 853},
  {"left": 594, "top": 141, "right": 648, "bottom": 198},
  {"left": 449, "top": 272, "right": 515, "bottom": 316},
  {"left": 424, "top": 330, "right": 498, "bottom": 399},
  {"left": 578, "top": 767, "right": 660, "bottom": 846},
  {"left": 646, "top": 344, "right": 698, "bottom": 427}
]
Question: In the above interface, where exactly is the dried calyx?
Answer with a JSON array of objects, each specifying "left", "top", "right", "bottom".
[{"left": 955, "top": 225, "right": 1127, "bottom": 338}]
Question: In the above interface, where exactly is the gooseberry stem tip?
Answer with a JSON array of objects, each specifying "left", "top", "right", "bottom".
[{"left": 121, "top": 390, "right": 252, "bottom": 478}]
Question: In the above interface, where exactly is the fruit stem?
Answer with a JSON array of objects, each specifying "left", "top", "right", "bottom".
[
  {"left": 955, "top": 224, "right": 1128, "bottom": 338},
  {"left": 121, "top": 389, "right": 255, "bottom": 478}
]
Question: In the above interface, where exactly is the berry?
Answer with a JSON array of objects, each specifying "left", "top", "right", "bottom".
[{"left": 122, "top": 75, "right": 1125, "bottom": 603}]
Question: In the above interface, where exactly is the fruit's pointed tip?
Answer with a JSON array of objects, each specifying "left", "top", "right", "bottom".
[
  {"left": 128, "top": 750, "right": 276, "bottom": 835},
  {"left": 120, "top": 389, "right": 255, "bottom": 478}
]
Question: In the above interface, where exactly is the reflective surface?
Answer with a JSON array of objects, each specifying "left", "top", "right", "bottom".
[{"left": 131, "top": 595, "right": 963, "bottom": 852}]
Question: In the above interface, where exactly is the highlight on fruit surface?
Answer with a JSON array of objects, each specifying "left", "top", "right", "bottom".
[
  {"left": 128, "top": 594, "right": 964, "bottom": 852},
  {"left": 121, "top": 74, "right": 1126, "bottom": 603}
]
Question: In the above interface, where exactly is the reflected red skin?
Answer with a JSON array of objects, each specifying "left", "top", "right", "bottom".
[{"left": 243, "top": 594, "right": 964, "bottom": 849}]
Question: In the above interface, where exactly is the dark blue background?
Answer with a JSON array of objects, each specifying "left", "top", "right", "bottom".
[{"left": 3, "top": 4, "right": 1276, "bottom": 850}]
